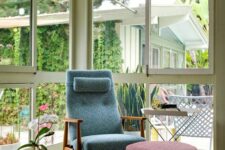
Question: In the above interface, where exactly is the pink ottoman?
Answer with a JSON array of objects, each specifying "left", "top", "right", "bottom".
[{"left": 126, "top": 141, "right": 197, "bottom": 150}]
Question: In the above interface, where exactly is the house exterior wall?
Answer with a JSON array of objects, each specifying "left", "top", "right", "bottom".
[{"left": 119, "top": 24, "right": 185, "bottom": 71}]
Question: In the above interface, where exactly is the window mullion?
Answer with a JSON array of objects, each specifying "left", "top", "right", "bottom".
[
  {"left": 145, "top": 0, "right": 151, "bottom": 72},
  {"left": 31, "top": 0, "right": 37, "bottom": 71}
]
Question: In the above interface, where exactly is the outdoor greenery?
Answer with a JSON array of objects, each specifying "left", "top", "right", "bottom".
[
  {"left": 0, "top": 0, "right": 30, "bottom": 17},
  {"left": 0, "top": 27, "right": 30, "bottom": 66},
  {"left": 0, "top": 88, "right": 30, "bottom": 126},
  {"left": 36, "top": 84, "right": 66, "bottom": 129},
  {"left": 0, "top": 0, "right": 211, "bottom": 145},
  {"left": 93, "top": 21, "right": 123, "bottom": 73},
  {"left": 178, "top": 0, "right": 209, "bottom": 69},
  {"left": 0, "top": 24, "right": 68, "bottom": 130},
  {"left": 117, "top": 81, "right": 146, "bottom": 130},
  {"left": 0, "top": 0, "right": 126, "bottom": 138},
  {"left": 186, "top": 50, "right": 208, "bottom": 68},
  {"left": 0, "top": 0, "right": 69, "bottom": 17},
  {"left": 186, "top": 50, "right": 212, "bottom": 96},
  {"left": 37, "top": 25, "right": 69, "bottom": 71},
  {"left": 178, "top": 0, "right": 211, "bottom": 96}
]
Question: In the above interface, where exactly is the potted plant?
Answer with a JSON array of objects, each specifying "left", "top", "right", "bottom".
[
  {"left": 17, "top": 114, "right": 58, "bottom": 150},
  {"left": 17, "top": 104, "right": 58, "bottom": 150},
  {"left": 150, "top": 85, "right": 171, "bottom": 109},
  {"left": 0, "top": 133, "right": 20, "bottom": 150}
]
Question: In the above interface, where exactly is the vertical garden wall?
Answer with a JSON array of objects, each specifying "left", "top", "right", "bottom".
[{"left": 0, "top": 24, "right": 69, "bottom": 130}]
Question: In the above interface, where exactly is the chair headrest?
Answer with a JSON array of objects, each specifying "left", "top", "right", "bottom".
[{"left": 73, "top": 77, "right": 111, "bottom": 93}]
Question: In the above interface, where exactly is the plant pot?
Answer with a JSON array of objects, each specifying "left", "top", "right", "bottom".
[{"left": 0, "top": 142, "right": 20, "bottom": 150}]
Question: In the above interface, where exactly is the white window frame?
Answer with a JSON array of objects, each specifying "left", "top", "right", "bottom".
[
  {"left": 0, "top": 0, "right": 216, "bottom": 148},
  {"left": 170, "top": 51, "right": 177, "bottom": 69},
  {"left": 151, "top": 47, "right": 160, "bottom": 69},
  {"left": 146, "top": 0, "right": 214, "bottom": 75},
  {"left": 162, "top": 49, "right": 171, "bottom": 69},
  {"left": 0, "top": 0, "right": 36, "bottom": 73}
]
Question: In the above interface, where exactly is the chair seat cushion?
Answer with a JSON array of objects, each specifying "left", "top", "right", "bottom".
[
  {"left": 126, "top": 141, "right": 197, "bottom": 150},
  {"left": 72, "top": 134, "right": 145, "bottom": 150}
]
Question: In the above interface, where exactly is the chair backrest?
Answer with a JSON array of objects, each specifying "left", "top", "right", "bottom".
[{"left": 66, "top": 70, "right": 123, "bottom": 141}]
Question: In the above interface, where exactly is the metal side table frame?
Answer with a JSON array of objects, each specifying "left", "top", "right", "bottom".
[{"left": 141, "top": 108, "right": 200, "bottom": 141}]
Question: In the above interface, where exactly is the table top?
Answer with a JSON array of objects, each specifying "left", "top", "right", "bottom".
[{"left": 141, "top": 108, "right": 200, "bottom": 116}]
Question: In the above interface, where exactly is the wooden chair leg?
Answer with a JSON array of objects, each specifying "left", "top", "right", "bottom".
[
  {"left": 63, "top": 122, "right": 73, "bottom": 150},
  {"left": 140, "top": 120, "right": 145, "bottom": 138},
  {"left": 77, "top": 123, "right": 82, "bottom": 150}
]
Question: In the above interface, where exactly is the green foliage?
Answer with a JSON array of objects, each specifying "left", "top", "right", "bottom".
[
  {"left": 93, "top": 0, "right": 130, "bottom": 9},
  {"left": 94, "top": 21, "right": 123, "bottom": 73},
  {"left": 13, "top": 28, "right": 21, "bottom": 65},
  {"left": 0, "top": 29, "right": 14, "bottom": 61},
  {"left": 116, "top": 67, "right": 146, "bottom": 130},
  {"left": 0, "top": 25, "right": 68, "bottom": 129},
  {"left": 93, "top": 0, "right": 104, "bottom": 9},
  {"left": 186, "top": 50, "right": 210, "bottom": 96},
  {"left": 0, "top": 0, "right": 30, "bottom": 17},
  {"left": 36, "top": 83, "right": 66, "bottom": 129},
  {"left": 150, "top": 86, "right": 159, "bottom": 102},
  {"left": 0, "top": 0, "right": 69, "bottom": 17},
  {"left": 0, "top": 27, "right": 30, "bottom": 65},
  {"left": 37, "top": 0, "right": 68, "bottom": 14},
  {"left": 17, "top": 127, "right": 52, "bottom": 150},
  {"left": 0, "top": 88, "right": 30, "bottom": 126},
  {"left": 186, "top": 50, "right": 208, "bottom": 68},
  {"left": 37, "top": 25, "right": 69, "bottom": 71}
]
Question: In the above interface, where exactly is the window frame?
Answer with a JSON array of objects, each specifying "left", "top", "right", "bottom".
[
  {"left": 0, "top": 0, "right": 36, "bottom": 73},
  {"left": 151, "top": 47, "right": 160, "bottom": 69},
  {"left": 146, "top": 0, "right": 214, "bottom": 75},
  {"left": 170, "top": 51, "right": 177, "bottom": 69},
  {"left": 0, "top": 0, "right": 216, "bottom": 148}
]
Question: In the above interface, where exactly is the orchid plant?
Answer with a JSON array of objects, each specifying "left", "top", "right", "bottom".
[{"left": 17, "top": 104, "right": 58, "bottom": 150}]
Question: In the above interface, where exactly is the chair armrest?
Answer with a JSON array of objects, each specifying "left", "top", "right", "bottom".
[
  {"left": 64, "top": 118, "right": 83, "bottom": 123},
  {"left": 63, "top": 118, "right": 83, "bottom": 150},
  {"left": 121, "top": 116, "right": 147, "bottom": 121},
  {"left": 121, "top": 116, "right": 146, "bottom": 138}
]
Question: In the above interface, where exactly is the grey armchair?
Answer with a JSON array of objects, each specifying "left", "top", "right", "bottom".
[{"left": 63, "top": 70, "right": 146, "bottom": 150}]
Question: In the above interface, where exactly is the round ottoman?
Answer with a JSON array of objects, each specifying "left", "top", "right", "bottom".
[{"left": 126, "top": 141, "right": 197, "bottom": 150}]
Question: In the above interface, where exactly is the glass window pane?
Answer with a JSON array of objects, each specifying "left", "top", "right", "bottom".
[
  {"left": 163, "top": 50, "right": 170, "bottom": 68},
  {"left": 0, "top": 0, "right": 31, "bottom": 66},
  {"left": 38, "top": 0, "right": 69, "bottom": 14},
  {"left": 170, "top": 52, "right": 177, "bottom": 68},
  {"left": 115, "top": 83, "right": 146, "bottom": 131},
  {"left": 0, "top": 87, "right": 30, "bottom": 148},
  {"left": 148, "top": 83, "right": 213, "bottom": 150},
  {"left": 37, "top": 0, "right": 69, "bottom": 72},
  {"left": 150, "top": 0, "right": 209, "bottom": 69},
  {"left": 152, "top": 47, "right": 160, "bottom": 68},
  {"left": 93, "top": 0, "right": 146, "bottom": 73},
  {"left": 36, "top": 83, "right": 66, "bottom": 145}
]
